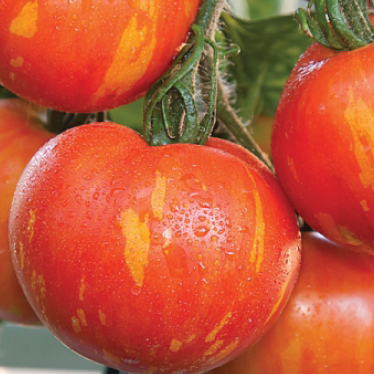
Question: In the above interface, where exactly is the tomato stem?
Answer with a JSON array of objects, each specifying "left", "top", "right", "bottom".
[
  {"left": 216, "top": 78, "right": 274, "bottom": 172},
  {"left": 143, "top": 0, "right": 225, "bottom": 145},
  {"left": 142, "top": 0, "right": 274, "bottom": 172},
  {"left": 295, "top": 0, "right": 374, "bottom": 50}
]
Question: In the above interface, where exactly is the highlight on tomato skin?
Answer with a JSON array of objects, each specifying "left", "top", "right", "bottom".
[
  {"left": 0, "top": 0, "right": 201, "bottom": 113},
  {"left": 271, "top": 41, "right": 374, "bottom": 254},
  {"left": 207, "top": 231, "right": 374, "bottom": 374},
  {"left": 9, "top": 122, "right": 301, "bottom": 374},
  {"left": 0, "top": 98, "right": 53, "bottom": 326}
]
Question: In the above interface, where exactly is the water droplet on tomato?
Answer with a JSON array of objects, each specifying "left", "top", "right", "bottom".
[
  {"left": 224, "top": 250, "right": 238, "bottom": 261},
  {"left": 110, "top": 188, "right": 126, "bottom": 198},
  {"left": 131, "top": 284, "right": 142, "bottom": 296},
  {"left": 198, "top": 262, "right": 206, "bottom": 270},
  {"left": 193, "top": 225, "right": 210, "bottom": 237},
  {"left": 170, "top": 198, "right": 180, "bottom": 212},
  {"left": 238, "top": 226, "right": 249, "bottom": 235},
  {"left": 225, "top": 218, "right": 232, "bottom": 228}
]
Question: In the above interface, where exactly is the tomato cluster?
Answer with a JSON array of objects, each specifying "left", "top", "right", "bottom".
[
  {"left": 209, "top": 15, "right": 374, "bottom": 374},
  {"left": 1, "top": 1, "right": 373, "bottom": 374}
]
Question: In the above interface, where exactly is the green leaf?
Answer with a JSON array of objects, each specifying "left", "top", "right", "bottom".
[
  {"left": 228, "top": 0, "right": 281, "bottom": 19},
  {"left": 245, "top": 0, "right": 281, "bottom": 19},
  {"left": 109, "top": 99, "right": 143, "bottom": 133},
  {"left": 221, "top": 13, "right": 313, "bottom": 120}
]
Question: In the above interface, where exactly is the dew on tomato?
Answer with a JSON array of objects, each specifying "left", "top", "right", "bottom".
[
  {"left": 0, "top": 98, "right": 53, "bottom": 326},
  {"left": 272, "top": 41, "right": 374, "bottom": 253},
  {"left": 9, "top": 124, "right": 301, "bottom": 373},
  {"left": 208, "top": 231, "right": 374, "bottom": 374}
]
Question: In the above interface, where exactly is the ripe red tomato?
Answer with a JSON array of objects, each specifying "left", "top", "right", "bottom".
[
  {"left": 9, "top": 123, "right": 300, "bottom": 374},
  {"left": 0, "top": 0, "right": 201, "bottom": 113},
  {"left": 272, "top": 41, "right": 374, "bottom": 254},
  {"left": 0, "top": 98, "right": 53, "bottom": 325},
  {"left": 208, "top": 231, "right": 374, "bottom": 374}
]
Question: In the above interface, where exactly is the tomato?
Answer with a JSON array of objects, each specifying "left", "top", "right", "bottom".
[
  {"left": 208, "top": 231, "right": 374, "bottom": 374},
  {"left": 0, "top": 98, "right": 53, "bottom": 325},
  {"left": 272, "top": 41, "right": 374, "bottom": 254},
  {"left": 0, "top": 0, "right": 201, "bottom": 113},
  {"left": 206, "top": 137, "right": 274, "bottom": 185},
  {"left": 9, "top": 123, "right": 300, "bottom": 374}
]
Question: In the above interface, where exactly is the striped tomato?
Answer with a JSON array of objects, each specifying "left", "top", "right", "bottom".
[
  {"left": 9, "top": 124, "right": 300, "bottom": 373},
  {"left": 0, "top": 0, "right": 201, "bottom": 112}
]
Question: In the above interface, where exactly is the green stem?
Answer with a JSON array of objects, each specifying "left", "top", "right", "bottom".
[
  {"left": 192, "top": 37, "right": 219, "bottom": 145},
  {"left": 328, "top": 0, "right": 368, "bottom": 49},
  {"left": 143, "top": 24, "right": 206, "bottom": 144},
  {"left": 315, "top": 0, "right": 344, "bottom": 49},
  {"left": 216, "top": 78, "right": 274, "bottom": 173},
  {"left": 143, "top": 0, "right": 275, "bottom": 173},
  {"left": 194, "top": 0, "right": 224, "bottom": 38},
  {"left": 295, "top": 0, "right": 374, "bottom": 50},
  {"left": 341, "top": 0, "right": 374, "bottom": 40},
  {"left": 143, "top": 0, "right": 225, "bottom": 146}
]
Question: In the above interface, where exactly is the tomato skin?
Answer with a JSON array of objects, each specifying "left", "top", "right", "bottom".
[
  {"left": 206, "top": 137, "right": 274, "bottom": 184},
  {"left": 208, "top": 231, "right": 374, "bottom": 374},
  {"left": 0, "top": 99, "right": 53, "bottom": 325},
  {"left": 272, "top": 42, "right": 374, "bottom": 253},
  {"left": 0, "top": 0, "right": 201, "bottom": 113},
  {"left": 9, "top": 124, "right": 300, "bottom": 373}
]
